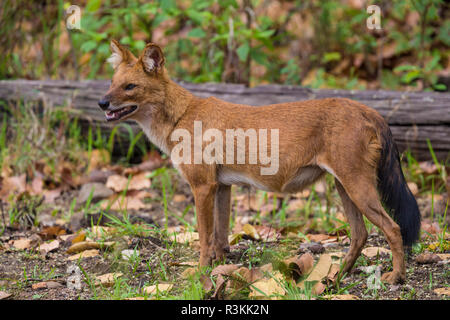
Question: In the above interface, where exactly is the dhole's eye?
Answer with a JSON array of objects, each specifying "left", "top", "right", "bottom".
[{"left": 125, "top": 83, "right": 137, "bottom": 90}]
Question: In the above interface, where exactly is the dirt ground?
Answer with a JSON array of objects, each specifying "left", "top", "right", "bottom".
[{"left": 0, "top": 170, "right": 449, "bottom": 300}]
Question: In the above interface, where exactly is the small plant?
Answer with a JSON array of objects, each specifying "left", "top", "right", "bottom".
[
  {"left": 280, "top": 280, "right": 316, "bottom": 300},
  {"left": 7, "top": 194, "right": 44, "bottom": 230},
  {"left": 401, "top": 286, "right": 417, "bottom": 300},
  {"left": 178, "top": 275, "right": 206, "bottom": 300}
]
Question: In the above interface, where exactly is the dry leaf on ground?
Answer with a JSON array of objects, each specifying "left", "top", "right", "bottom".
[
  {"left": 415, "top": 253, "right": 442, "bottom": 264},
  {"left": 91, "top": 226, "right": 115, "bottom": 238},
  {"left": 105, "top": 175, "right": 128, "bottom": 192},
  {"left": 30, "top": 176, "right": 44, "bottom": 195},
  {"left": 38, "top": 226, "right": 66, "bottom": 240},
  {"left": 282, "top": 253, "right": 314, "bottom": 280},
  {"left": 234, "top": 193, "right": 263, "bottom": 212},
  {"left": 260, "top": 263, "right": 273, "bottom": 273},
  {"left": 39, "top": 240, "right": 60, "bottom": 255},
  {"left": 242, "top": 224, "right": 260, "bottom": 240},
  {"left": 101, "top": 194, "right": 148, "bottom": 211},
  {"left": 87, "top": 149, "right": 110, "bottom": 171},
  {"left": 12, "top": 239, "right": 32, "bottom": 250},
  {"left": 67, "top": 249, "right": 99, "bottom": 261},
  {"left": 169, "top": 231, "right": 199, "bottom": 244},
  {"left": 287, "top": 199, "right": 305, "bottom": 212},
  {"left": 58, "top": 234, "right": 74, "bottom": 243},
  {"left": 106, "top": 172, "right": 151, "bottom": 192},
  {"left": 325, "top": 294, "right": 359, "bottom": 300},
  {"left": 172, "top": 194, "right": 187, "bottom": 203},
  {"left": 71, "top": 231, "right": 86, "bottom": 244},
  {"left": 436, "top": 253, "right": 450, "bottom": 261},
  {"left": 305, "top": 253, "right": 332, "bottom": 282},
  {"left": 210, "top": 264, "right": 241, "bottom": 298},
  {"left": 31, "top": 282, "right": 47, "bottom": 290},
  {"left": 31, "top": 281, "right": 62, "bottom": 290},
  {"left": 312, "top": 282, "right": 326, "bottom": 295},
  {"left": 223, "top": 266, "right": 267, "bottom": 294},
  {"left": 211, "top": 264, "right": 240, "bottom": 277},
  {"left": 418, "top": 161, "right": 439, "bottom": 175},
  {"left": 421, "top": 221, "right": 441, "bottom": 236},
  {"left": 298, "top": 253, "right": 332, "bottom": 294},
  {"left": 259, "top": 204, "right": 276, "bottom": 217},
  {"left": 307, "top": 234, "right": 329, "bottom": 242},
  {"left": 361, "top": 247, "right": 391, "bottom": 258},
  {"left": 170, "top": 261, "right": 198, "bottom": 267},
  {"left": 78, "top": 182, "right": 113, "bottom": 203},
  {"left": 327, "top": 264, "right": 341, "bottom": 283},
  {"left": 128, "top": 172, "right": 152, "bottom": 190},
  {"left": 166, "top": 225, "right": 184, "bottom": 233},
  {"left": 42, "top": 188, "right": 62, "bottom": 203},
  {"left": 249, "top": 271, "right": 285, "bottom": 299},
  {"left": 0, "top": 174, "right": 26, "bottom": 199},
  {"left": 201, "top": 275, "right": 215, "bottom": 293},
  {"left": 66, "top": 241, "right": 101, "bottom": 254},
  {"left": 181, "top": 267, "right": 197, "bottom": 279},
  {"left": 433, "top": 287, "right": 450, "bottom": 296},
  {"left": 294, "top": 190, "right": 310, "bottom": 198},
  {"left": 254, "top": 225, "right": 280, "bottom": 242},
  {"left": 144, "top": 284, "right": 173, "bottom": 295},
  {"left": 330, "top": 251, "right": 345, "bottom": 259},
  {"left": 227, "top": 267, "right": 255, "bottom": 291},
  {"left": 95, "top": 273, "right": 123, "bottom": 287},
  {"left": 0, "top": 291, "right": 11, "bottom": 300}
]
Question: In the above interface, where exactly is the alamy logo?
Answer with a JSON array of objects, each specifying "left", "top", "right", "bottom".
[
  {"left": 367, "top": 5, "right": 382, "bottom": 30},
  {"left": 66, "top": 5, "right": 81, "bottom": 30},
  {"left": 170, "top": 121, "right": 279, "bottom": 175},
  {"left": 362, "top": 265, "right": 382, "bottom": 290},
  {"left": 67, "top": 264, "right": 81, "bottom": 290}
]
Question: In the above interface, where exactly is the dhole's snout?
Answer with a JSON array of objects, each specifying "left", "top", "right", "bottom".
[
  {"left": 98, "top": 98, "right": 110, "bottom": 110},
  {"left": 98, "top": 95, "right": 138, "bottom": 122}
]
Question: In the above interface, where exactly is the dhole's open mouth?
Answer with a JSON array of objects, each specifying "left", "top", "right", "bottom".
[{"left": 105, "top": 105, "right": 138, "bottom": 122}]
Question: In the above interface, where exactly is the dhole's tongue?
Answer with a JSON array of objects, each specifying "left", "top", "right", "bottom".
[
  {"left": 105, "top": 105, "right": 137, "bottom": 121},
  {"left": 105, "top": 110, "right": 121, "bottom": 121}
]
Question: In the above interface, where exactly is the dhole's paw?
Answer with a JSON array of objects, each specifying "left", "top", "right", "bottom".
[
  {"left": 199, "top": 254, "right": 213, "bottom": 267},
  {"left": 199, "top": 246, "right": 216, "bottom": 267},
  {"left": 213, "top": 244, "right": 230, "bottom": 262},
  {"left": 381, "top": 271, "right": 406, "bottom": 284}
]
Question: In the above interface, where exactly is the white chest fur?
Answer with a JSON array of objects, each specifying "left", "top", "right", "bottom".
[
  {"left": 218, "top": 168, "right": 270, "bottom": 191},
  {"left": 136, "top": 119, "right": 170, "bottom": 155}
]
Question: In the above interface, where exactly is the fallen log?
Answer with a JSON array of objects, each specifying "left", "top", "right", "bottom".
[{"left": 0, "top": 79, "right": 448, "bottom": 161}]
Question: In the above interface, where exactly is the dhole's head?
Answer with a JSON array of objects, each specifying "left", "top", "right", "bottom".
[{"left": 98, "top": 40, "right": 167, "bottom": 122}]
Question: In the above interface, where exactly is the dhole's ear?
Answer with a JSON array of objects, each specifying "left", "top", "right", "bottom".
[
  {"left": 140, "top": 43, "right": 165, "bottom": 73},
  {"left": 107, "top": 40, "right": 136, "bottom": 69}
]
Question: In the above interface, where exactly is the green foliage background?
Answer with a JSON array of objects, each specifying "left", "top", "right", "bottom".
[{"left": 0, "top": 0, "right": 448, "bottom": 90}]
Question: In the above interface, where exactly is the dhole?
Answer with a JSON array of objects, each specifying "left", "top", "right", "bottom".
[{"left": 99, "top": 40, "right": 421, "bottom": 284}]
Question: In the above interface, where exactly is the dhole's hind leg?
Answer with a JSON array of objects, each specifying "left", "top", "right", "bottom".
[
  {"left": 338, "top": 175, "right": 406, "bottom": 284},
  {"left": 335, "top": 179, "right": 368, "bottom": 276}
]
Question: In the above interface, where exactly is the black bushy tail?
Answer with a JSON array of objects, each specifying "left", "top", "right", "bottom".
[{"left": 377, "top": 124, "right": 421, "bottom": 248}]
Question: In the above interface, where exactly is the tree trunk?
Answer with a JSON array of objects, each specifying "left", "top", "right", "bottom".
[{"left": 0, "top": 80, "right": 448, "bottom": 161}]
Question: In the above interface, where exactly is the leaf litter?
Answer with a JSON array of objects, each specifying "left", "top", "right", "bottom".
[{"left": 0, "top": 152, "right": 448, "bottom": 300}]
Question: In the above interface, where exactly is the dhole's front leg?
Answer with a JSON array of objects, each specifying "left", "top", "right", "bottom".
[
  {"left": 192, "top": 183, "right": 218, "bottom": 267},
  {"left": 213, "top": 185, "right": 231, "bottom": 262}
]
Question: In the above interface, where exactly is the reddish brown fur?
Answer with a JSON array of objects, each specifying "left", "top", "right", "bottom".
[{"left": 100, "top": 41, "right": 408, "bottom": 284}]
